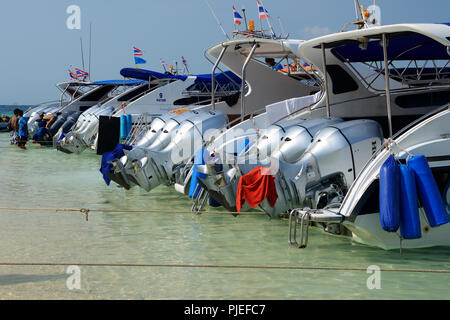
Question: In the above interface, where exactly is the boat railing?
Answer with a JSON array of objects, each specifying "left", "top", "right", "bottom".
[
  {"left": 124, "top": 113, "right": 150, "bottom": 146},
  {"left": 333, "top": 46, "right": 450, "bottom": 91}
]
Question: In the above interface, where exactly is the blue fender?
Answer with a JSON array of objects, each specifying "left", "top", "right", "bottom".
[{"left": 379, "top": 155, "right": 401, "bottom": 232}]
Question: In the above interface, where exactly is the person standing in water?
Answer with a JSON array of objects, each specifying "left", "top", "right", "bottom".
[
  {"left": 7, "top": 108, "right": 20, "bottom": 145},
  {"left": 17, "top": 110, "right": 29, "bottom": 149}
]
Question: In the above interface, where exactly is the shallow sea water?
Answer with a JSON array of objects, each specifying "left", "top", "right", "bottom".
[{"left": 0, "top": 130, "right": 449, "bottom": 300}]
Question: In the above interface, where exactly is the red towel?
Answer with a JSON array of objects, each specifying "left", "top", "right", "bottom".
[{"left": 236, "top": 166, "right": 278, "bottom": 212}]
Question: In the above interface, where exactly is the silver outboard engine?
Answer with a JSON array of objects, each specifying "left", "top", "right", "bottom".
[
  {"left": 58, "top": 105, "right": 114, "bottom": 153},
  {"left": 132, "top": 109, "right": 228, "bottom": 192},
  {"left": 196, "top": 117, "right": 343, "bottom": 211},
  {"left": 60, "top": 112, "right": 81, "bottom": 134},
  {"left": 110, "top": 111, "right": 198, "bottom": 189},
  {"left": 49, "top": 113, "right": 69, "bottom": 137},
  {"left": 260, "top": 119, "right": 384, "bottom": 217}
]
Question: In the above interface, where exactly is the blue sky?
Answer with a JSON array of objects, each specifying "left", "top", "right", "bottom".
[{"left": 0, "top": 0, "right": 449, "bottom": 104}]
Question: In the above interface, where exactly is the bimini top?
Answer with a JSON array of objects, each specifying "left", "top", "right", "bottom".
[
  {"left": 298, "top": 23, "right": 450, "bottom": 64},
  {"left": 120, "top": 68, "right": 188, "bottom": 81},
  {"left": 121, "top": 68, "right": 241, "bottom": 85},
  {"left": 193, "top": 71, "right": 242, "bottom": 84},
  {"left": 91, "top": 79, "right": 146, "bottom": 86},
  {"left": 208, "top": 37, "right": 305, "bottom": 60}
]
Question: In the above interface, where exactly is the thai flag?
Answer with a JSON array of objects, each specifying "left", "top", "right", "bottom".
[
  {"left": 68, "top": 69, "right": 77, "bottom": 80},
  {"left": 134, "top": 56, "right": 146, "bottom": 65},
  {"left": 160, "top": 58, "right": 167, "bottom": 66},
  {"left": 75, "top": 68, "right": 89, "bottom": 77},
  {"left": 257, "top": 1, "right": 269, "bottom": 19},
  {"left": 133, "top": 47, "right": 143, "bottom": 56},
  {"left": 232, "top": 6, "right": 242, "bottom": 25},
  {"left": 181, "top": 56, "right": 187, "bottom": 66}
]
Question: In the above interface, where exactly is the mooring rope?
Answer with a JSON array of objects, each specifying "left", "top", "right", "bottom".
[
  {"left": 0, "top": 262, "right": 448, "bottom": 274},
  {"left": 0, "top": 206, "right": 265, "bottom": 220}
]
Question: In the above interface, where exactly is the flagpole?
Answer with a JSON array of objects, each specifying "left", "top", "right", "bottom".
[
  {"left": 204, "top": 0, "right": 230, "bottom": 41},
  {"left": 80, "top": 37, "right": 85, "bottom": 73},
  {"left": 242, "top": 8, "right": 248, "bottom": 31},
  {"left": 278, "top": 16, "right": 285, "bottom": 37},
  {"left": 259, "top": 0, "right": 275, "bottom": 37},
  {"left": 88, "top": 22, "right": 92, "bottom": 81}
]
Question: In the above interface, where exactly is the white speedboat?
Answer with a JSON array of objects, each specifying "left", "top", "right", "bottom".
[
  {"left": 28, "top": 80, "right": 129, "bottom": 145},
  {"left": 282, "top": 23, "right": 450, "bottom": 250}
]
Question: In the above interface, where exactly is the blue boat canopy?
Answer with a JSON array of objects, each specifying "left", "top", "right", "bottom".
[
  {"left": 330, "top": 31, "right": 450, "bottom": 62},
  {"left": 120, "top": 68, "right": 241, "bottom": 85},
  {"left": 120, "top": 68, "right": 188, "bottom": 81},
  {"left": 92, "top": 79, "right": 146, "bottom": 86},
  {"left": 194, "top": 71, "right": 242, "bottom": 84}
]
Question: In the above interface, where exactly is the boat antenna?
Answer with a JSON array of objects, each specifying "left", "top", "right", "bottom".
[
  {"left": 354, "top": 0, "right": 361, "bottom": 20},
  {"left": 204, "top": 0, "right": 230, "bottom": 41},
  {"left": 88, "top": 22, "right": 92, "bottom": 80},
  {"left": 278, "top": 16, "right": 285, "bottom": 37},
  {"left": 80, "top": 37, "right": 85, "bottom": 71},
  {"left": 242, "top": 8, "right": 248, "bottom": 32}
]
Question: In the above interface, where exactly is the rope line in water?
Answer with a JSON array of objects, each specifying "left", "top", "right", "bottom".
[
  {"left": 0, "top": 207, "right": 265, "bottom": 219},
  {"left": 0, "top": 262, "right": 448, "bottom": 274}
]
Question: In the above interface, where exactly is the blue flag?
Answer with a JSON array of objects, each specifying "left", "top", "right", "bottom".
[{"left": 134, "top": 56, "right": 146, "bottom": 65}]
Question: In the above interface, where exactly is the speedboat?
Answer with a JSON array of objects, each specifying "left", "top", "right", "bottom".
[
  {"left": 25, "top": 81, "right": 89, "bottom": 136},
  {"left": 28, "top": 80, "right": 129, "bottom": 146},
  {"left": 278, "top": 23, "right": 450, "bottom": 250},
  {"left": 56, "top": 78, "right": 148, "bottom": 153},
  {"left": 0, "top": 115, "right": 10, "bottom": 132}
]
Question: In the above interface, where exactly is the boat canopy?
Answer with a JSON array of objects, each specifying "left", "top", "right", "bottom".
[
  {"left": 208, "top": 38, "right": 305, "bottom": 60},
  {"left": 331, "top": 32, "right": 450, "bottom": 62},
  {"left": 299, "top": 23, "right": 450, "bottom": 62},
  {"left": 193, "top": 71, "right": 242, "bottom": 84},
  {"left": 91, "top": 79, "right": 146, "bottom": 86},
  {"left": 120, "top": 68, "right": 188, "bottom": 81}
]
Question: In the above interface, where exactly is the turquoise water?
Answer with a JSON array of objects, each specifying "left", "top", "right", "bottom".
[
  {"left": 0, "top": 105, "right": 32, "bottom": 117},
  {"left": 0, "top": 121, "right": 449, "bottom": 299}
]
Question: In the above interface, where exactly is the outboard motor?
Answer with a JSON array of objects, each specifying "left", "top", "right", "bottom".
[
  {"left": 109, "top": 110, "right": 196, "bottom": 189},
  {"left": 60, "top": 111, "right": 81, "bottom": 134},
  {"left": 77, "top": 106, "right": 115, "bottom": 146},
  {"left": 132, "top": 109, "right": 228, "bottom": 192},
  {"left": 260, "top": 119, "right": 384, "bottom": 217},
  {"left": 72, "top": 104, "right": 103, "bottom": 135},
  {"left": 58, "top": 106, "right": 115, "bottom": 153},
  {"left": 49, "top": 113, "right": 69, "bottom": 137},
  {"left": 197, "top": 117, "right": 343, "bottom": 211}
]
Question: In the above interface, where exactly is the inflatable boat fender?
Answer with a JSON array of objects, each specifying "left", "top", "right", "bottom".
[
  {"left": 399, "top": 164, "right": 422, "bottom": 239},
  {"left": 120, "top": 115, "right": 127, "bottom": 139},
  {"left": 379, "top": 155, "right": 400, "bottom": 232},
  {"left": 408, "top": 155, "right": 449, "bottom": 227},
  {"left": 126, "top": 114, "right": 132, "bottom": 137},
  {"left": 189, "top": 148, "right": 208, "bottom": 198}
]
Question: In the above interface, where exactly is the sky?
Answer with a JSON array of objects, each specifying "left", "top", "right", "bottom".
[{"left": 0, "top": 0, "right": 449, "bottom": 105}]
